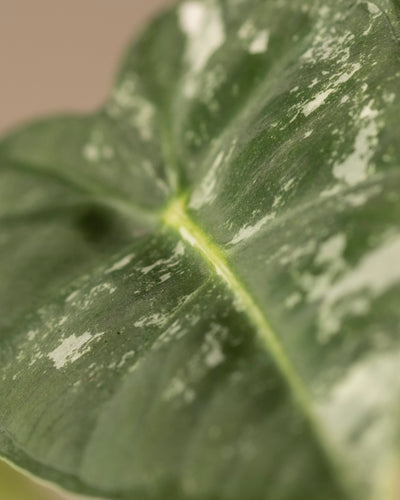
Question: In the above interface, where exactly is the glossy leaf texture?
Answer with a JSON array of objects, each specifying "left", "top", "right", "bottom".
[{"left": 1, "top": 1, "right": 400, "bottom": 499}]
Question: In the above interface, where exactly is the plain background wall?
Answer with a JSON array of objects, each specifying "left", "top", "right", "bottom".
[
  {"left": 0, "top": 1, "right": 173, "bottom": 499},
  {"left": 0, "top": 0, "right": 173, "bottom": 134}
]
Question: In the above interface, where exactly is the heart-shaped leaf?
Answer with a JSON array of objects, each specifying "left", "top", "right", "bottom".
[{"left": 1, "top": 1, "right": 400, "bottom": 499}]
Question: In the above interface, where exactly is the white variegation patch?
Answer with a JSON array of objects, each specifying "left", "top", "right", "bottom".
[
  {"left": 302, "top": 63, "right": 361, "bottom": 116},
  {"left": 105, "top": 253, "right": 135, "bottom": 274},
  {"left": 179, "top": 1, "right": 225, "bottom": 97},
  {"left": 48, "top": 331, "right": 104, "bottom": 369},
  {"left": 333, "top": 103, "right": 380, "bottom": 186},
  {"left": 107, "top": 76, "right": 156, "bottom": 141},
  {"left": 229, "top": 212, "right": 276, "bottom": 246},
  {"left": 239, "top": 20, "right": 270, "bottom": 54},
  {"left": 317, "top": 235, "right": 400, "bottom": 339},
  {"left": 317, "top": 350, "right": 400, "bottom": 499}
]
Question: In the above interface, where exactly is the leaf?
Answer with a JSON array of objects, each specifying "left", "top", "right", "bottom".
[
  {"left": 1, "top": 1, "right": 400, "bottom": 499},
  {"left": 0, "top": 459, "right": 69, "bottom": 500}
]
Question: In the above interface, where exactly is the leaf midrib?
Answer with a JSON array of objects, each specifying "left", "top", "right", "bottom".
[
  {"left": 1, "top": 147, "right": 357, "bottom": 498},
  {"left": 163, "top": 196, "right": 356, "bottom": 500}
]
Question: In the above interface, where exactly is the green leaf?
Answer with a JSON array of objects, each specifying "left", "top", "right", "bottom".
[
  {"left": 0, "top": 459, "right": 69, "bottom": 500},
  {"left": 1, "top": 1, "right": 400, "bottom": 499}
]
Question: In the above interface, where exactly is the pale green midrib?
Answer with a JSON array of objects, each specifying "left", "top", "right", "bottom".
[{"left": 163, "top": 196, "right": 356, "bottom": 500}]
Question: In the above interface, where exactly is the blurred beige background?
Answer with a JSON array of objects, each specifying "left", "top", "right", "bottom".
[
  {"left": 0, "top": 0, "right": 173, "bottom": 134},
  {"left": 0, "top": 1, "right": 172, "bottom": 498}
]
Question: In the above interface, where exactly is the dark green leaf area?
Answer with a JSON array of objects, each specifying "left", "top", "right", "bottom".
[
  {"left": 1, "top": 1, "right": 400, "bottom": 500},
  {"left": 1, "top": 228, "right": 341, "bottom": 500}
]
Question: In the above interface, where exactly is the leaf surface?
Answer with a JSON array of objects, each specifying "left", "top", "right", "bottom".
[{"left": 1, "top": 1, "right": 400, "bottom": 499}]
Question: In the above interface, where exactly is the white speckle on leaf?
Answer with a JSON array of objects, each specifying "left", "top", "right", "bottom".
[
  {"left": 302, "top": 64, "right": 361, "bottom": 116},
  {"left": 83, "top": 144, "right": 100, "bottom": 162},
  {"left": 117, "top": 350, "right": 136, "bottom": 369},
  {"left": 66, "top": 290, "right": 79, "bottom": 303},
  {"left": 333, "top": 104, "right": 379, "bottom": 186},
  {"left": 179, "top": 1, "right": 225, "bottom": 97},
  {"left": 303, "top": 89, "right": 333, "bottom": 116},
  {"left": 89, "top": 283, "right": 116, "bottom": 297},
  {"left": 315, "top": 234, "right": 347, "bottom": 266},
  {"left": 83, "top": 130, "right": 115, "bottom": 163},
  {"left": 249, "top": 30, "right": 270, "bottom": 54},
  {"left": 346, "top": 193, "right": 368, "bottom": 207},
  {"left": 163, "top": 377, "right": 195, "bottom": 403},
  {"left": 152, "top": 320, "right": 183, "bottom": 349},
  {"left": 239, "top": 21, "right": 269, "bottom": 54},
  {"left": 383, "top": 92, "right": 395, "bottom": 104},
  {"left": 283, "top": 178, "right": 295, "bottom": 191},
  {"left": 27, "top": 329, "right": 38, "bottom": 341},
  {"left": 317, "top": 350, "right": 400, "bottom": 492},
  {"left": 203, "top": 325, "right": 226, "bottom": 368},
  {"left": 159, "top": 272, "right": 172, "bottom": 283},
  {"left": 360, "top": 102, "right": 379, "bottom": 120},
  {"left": 175, "top": 241, "right": 185, "bottom": 256},
  {"left": 280, "top": 240, "right": 317, "bottom": 266},
  {"left": 320, "top": 184, "right": 342, "bottom": 198},
  {"left": 189, "top": 139, "right": 236, "bottom": 210},
  {"left": 105, "top": 253, "right": 135, "bottom": 274},
  {"left": 272, "top": 194, "right": 283, "bottom": 209},
  {"left": 141, "top": 243, "right": 183, "bottom": 274},
  {"left": 365, "top": 2, "right": 381, "bottom": 15},
  {"left": 189, "top": 152, "right": 224, "bottom": 209},
  {"left": 301, "top": 234, "right": 347, "bottom": 307},
  {"left": 141, "top": 262, "right": 160, "bottom": 275},
  {"left": 129, "top": 99, "right": 155, "bottom": 141},
  {"left": 48, "top": 331, "right": 104, "bottom": 369},
  {"left": 179, "top": 2, "right": 206, "bottom": 37},
  {"left": 317, "top": 235, "right": 400, "bottom": 339},
  {"left": 58, "top": 315, "right": 68, "bottom": 326},
  {"left": 344, "top": 185, "right": 382, "bottom": 207},
  {"left": 301, "top": 29, "right": 354, "bottom": 65},
  {"left": 199, "top": 64, "right": 227, "bottom": 107},
  {"left": 285, "top": 292, "right": 302, "bottom": 309},
  {"left": 134, "top": 313, "right": 169, "bottom": 328},
  {"left": 205, "top": 344, "right": 224, "bottom": 367},
  {"left": 229, "top": 212, "right": 275, "bottom": 246},
  {"left": 108, "top": 77, "right": 156, "bottom": 141}
]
